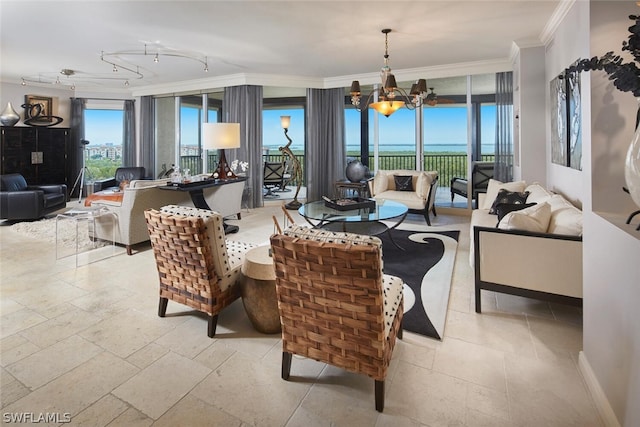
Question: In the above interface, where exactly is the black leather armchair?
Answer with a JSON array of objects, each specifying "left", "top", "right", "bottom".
[
  {"left": 93, "top": 167, "right": 146, "bottom": 192},
  {"left": 0, "top": 173, "right": 67, "bottom": 220}
]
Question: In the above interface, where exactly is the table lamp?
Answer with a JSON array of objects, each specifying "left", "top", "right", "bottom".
[{"left": 202, "top": 123, "right": 241, "bottom": 179}]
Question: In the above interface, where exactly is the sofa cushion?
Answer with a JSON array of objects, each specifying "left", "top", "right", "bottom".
[
  {"left": 546, "top": 195, "right": 583, "bottom": 236},
  {"left": 394, "top": 175, "right": 414, "bottom": 192},
  {"left": 498, "top": 202, "right": 551, "bottom": 233},
  {"left": 375, "top": 190, "right": 426, "bottom": 210},
  {"left": 482, "top": 179, "right": 526, "bottom": 210},
  {"left": 525, "top": 182, "right": 553, "bottom": 204},
  {"left": 495, "top": 202, "right": 537, "bottom": 223},
  {"left": 373, "top": 171, "right": 388, "bottom": 195},
  {"left": 489, "top": 189, "right": 530, "bottom": 214}
]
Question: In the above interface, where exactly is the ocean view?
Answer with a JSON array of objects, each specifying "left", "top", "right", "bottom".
[{"left": 264, "top": 143, "right": 495, "bottom": 154}]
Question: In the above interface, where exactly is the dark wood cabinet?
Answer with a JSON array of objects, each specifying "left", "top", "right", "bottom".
[{"left": 1, "top": 126, "right": 70, "bottom": 187}]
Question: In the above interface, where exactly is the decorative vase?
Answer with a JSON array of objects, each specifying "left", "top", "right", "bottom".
[
  {"left": 0, "top": 102, "right": 20, "bottom": 127},
  {"left": 345, "top": 160, "right": 367, "bottom": 183},
  {"left": 625, "top": 120, "right": 640, "bottom": 208}
]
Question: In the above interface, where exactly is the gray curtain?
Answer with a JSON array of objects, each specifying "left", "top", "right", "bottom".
[
  {"left": 122, "top": 99, "right": 136, "bottom": 167},
  {"left": 139, "top": 96, "right": 155, "bottom": 177},
  {"left": 306, "top": 88, "right": 345, "bottom": 201},
  {"left": 223, "top": 85, "right": 263, "bottom": 208},
  {"left": 494, "top": 71, "right": 513, "bottom": 182},
  {"left": 69, "top": 98, "right": 86, "bottom": 197}
]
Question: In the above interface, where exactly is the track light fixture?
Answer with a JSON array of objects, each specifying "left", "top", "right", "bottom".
[
  {"left": 350, "top": 29, "right": 428, "bottom": 117},
  {"left": 100, "top": 43, "right": 210, "bottom": 74}
]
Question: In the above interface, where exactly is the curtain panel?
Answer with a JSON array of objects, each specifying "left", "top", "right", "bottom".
[
  {"left": 139, "top": 96, "right": 155, "bottom": 177},
  {"left": 69, "top": 98, "right": 86, "bottom": 197},
  {"left": 122, "top": 99, "right": 136, "bottom": 167},
  {"left": 494, "top": 71, "right": 514, "bottom": 182},
  {"left": 306, "top": 88, "right": 346, "bottom": 201},
  {"left": 223, "top": 85, "right": 263, "bottom": 208}
]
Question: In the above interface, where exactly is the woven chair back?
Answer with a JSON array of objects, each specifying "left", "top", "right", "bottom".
[
  {"left": 270, "top": 233, "right": 398, "bottom": 380},
  {"left": 144, "top": 208, "right": 239, "bottom": 316}
]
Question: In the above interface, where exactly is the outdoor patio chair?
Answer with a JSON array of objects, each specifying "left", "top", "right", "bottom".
[{"left": 263, "top": 161, "right": 286, "bottom": 197}]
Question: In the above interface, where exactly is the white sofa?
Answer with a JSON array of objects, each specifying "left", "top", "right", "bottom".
[
  {"left": 471, "top": 180, "right": 583, "bottom": 312},
  {"left": 367, "top": 169, "right": 439, "bottom": 225}
]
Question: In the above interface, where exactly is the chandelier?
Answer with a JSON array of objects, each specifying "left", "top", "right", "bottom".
[{"left": 350, "top": 29, "right": 428, "bottom": 117}]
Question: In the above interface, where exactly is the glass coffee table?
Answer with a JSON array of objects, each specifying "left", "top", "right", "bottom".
[{"left": 298, "top": 199, "right": 408, "bottom": 248}]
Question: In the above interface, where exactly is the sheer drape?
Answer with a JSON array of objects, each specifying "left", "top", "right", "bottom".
[
  {"left": 223, "top": 85, "right": 263, "bottom": 208},
  {"left": 494, "top": 71, "right": 514, "bottom": 182},
  {"left": 69, "top": 98, "right": 86, "bottom": 197},
  {"left": 122, "top": 99, "right": 136, "bottom": 167},
  {"left": 306, "top": 88, "right": 345, "bottom": 201},
  {"left": 139, "top": 96, "right": 155, "bottom": 177}
]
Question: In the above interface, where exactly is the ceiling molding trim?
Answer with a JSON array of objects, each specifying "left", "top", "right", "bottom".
[
  {"left": 509, "top": 37, "right": 545, "bottom": 63},
  {"left": 131, "top": 73, "right": 325, "bottom": 96},
  {"left": 540, "top": 0, "right": 576, "bottom": 46}
]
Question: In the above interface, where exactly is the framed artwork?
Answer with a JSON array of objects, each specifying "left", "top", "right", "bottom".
[
  {"left": 24, "top": 95, "right": 53, "bottom": 122},
  {"left": 550, "top": 74, "right": 567, "bottom": 166},
  {"left": 567, "top": 65, "right": 582, "bottom": 170}
]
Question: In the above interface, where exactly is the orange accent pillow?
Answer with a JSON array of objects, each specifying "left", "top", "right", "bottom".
[{"left": 119, "top": 180, "right": 130, "bottom": 190}]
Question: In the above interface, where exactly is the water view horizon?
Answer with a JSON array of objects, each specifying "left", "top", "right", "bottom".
[{"left": 263, "top": 143, "right": 495, "bottom": 154}]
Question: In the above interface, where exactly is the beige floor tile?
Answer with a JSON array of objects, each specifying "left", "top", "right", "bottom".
[
  {"left": 0, "top": 337, "right": 40, "bottom": 367},
  {"left": 464, "top": 408, "right": 514, "bottom": 427},
  {"left": 505, "top": 353, "right": 602, "bottom": 427},
  {"left": 527, "top": 313, "right": 583, "bottom": 354},
  {"left": 465, "top": 382, "right": 509, "bottom": 421},
  {"left": 154, "top": 317, "right": 215, "bottom": 358},
  {"left": 0, "top": 367, "right": 30, "bottom": 408},
  {"left": 112, "top": 351, "right": 211, "bottom": 420},
  {"left": 6, "top": 335, "right": 103, "bottom": 389},
  {"left": 0, "top": 297, "right": 24, "bottom": 316},
  {"left": 67, "top": 394, "right": 129, "bottom": 427},
  {"left": 69, "top": 285, "right": 136, "bottom": 315},
  {"left": 105, "top": 407, "right": 153, "bottom": 426},
  {"left": 445, "top": 310, "right": 536, "bottom": 357},
  {"left": 375, "top": 412, "right": 428, "bottom": 426},
  {"left": 79, "top": 309, "right": 175, "bottom": 358},
  {"left": 191, "top": 351, "right": 310, "bottom": 426},
  {"left": 153, "top": 394, "right": 243, "bottom": 427},
  {"left": 3, "top": 352, "right": 138, "bottom": 417},
  {"left": 20, "top": 307, "right": 102, "bottom": 348},
  {"left": 496, "top": 293, "right": 555, "bottom": 318},
  {"left": 385, "top": 361, "right": 467, "bottom": 426},
  {"left": 193, "top": 340, "right": 238, "bottom": 371},
  {"left": 126, "top": 343, "right": 171, "bottom": 370},
  {"left": 432, "top": 337, "right": 507, "bottom": 392},
  {"left": 0, "top": 308, "right": 48, "bottom": 339},
  {"left": 10, "top": 280, "right": 88, "bottom": 312},
  {"left": 396, "top": 338, "right": 437, "bottom": 370}
]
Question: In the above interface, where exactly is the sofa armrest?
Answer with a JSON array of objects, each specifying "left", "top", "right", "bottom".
[
  {"left": 28, "top": 184, "right": 67, "bottom": 195},
  {"left": 93, "top": 178, "right": 118, "bottom": 192},
  {"left": 0, "top": 190, "right": 44, "bottom": 218},
  {"left": 473, "top": 225, "right": 582, "bottom": 311}
]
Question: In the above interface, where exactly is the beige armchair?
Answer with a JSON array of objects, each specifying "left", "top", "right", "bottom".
[
  {"left": 145, "top": 205, "right": 256, "bottom": 337},
  {"left": 270, "top": 226, "right": 404, "bottom": 412},
  {"left": 368, "top": 169, "right": 438, "bottom": 225},
  {"left": 89, "top": 179, "right": 193, "bottom": 255}
]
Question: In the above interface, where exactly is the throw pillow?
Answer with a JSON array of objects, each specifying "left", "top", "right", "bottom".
[
  {"left": 119, "top": 180, "right": 130, "bottom": 190},
  {"left": 489, "top": 189, "right": 530, "bottom": 214},
  {"left": 482, "top": 179, "right": 527, "bottom": 210},
  {"left": 495, "top": 202, "right": 537, "bottom": 224},
  {"left": 394, "top": 175, "right": 414, "bottom": 192},
  {"left": 498, "top": 202, "right": 551, "bottom": 233}
]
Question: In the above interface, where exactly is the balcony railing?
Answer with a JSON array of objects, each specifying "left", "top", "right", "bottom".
[{"left": 178, "top": 153, "right": 495, "bottom": 190}]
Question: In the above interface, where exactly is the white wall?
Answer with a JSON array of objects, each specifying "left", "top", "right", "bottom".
[{"left": 548, "top": 2, "right": 640, "bottom": 426}]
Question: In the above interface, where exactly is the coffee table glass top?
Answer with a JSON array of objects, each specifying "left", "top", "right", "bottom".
[{"left": 298, "top": 199, "right": 408, "bottom": 223}]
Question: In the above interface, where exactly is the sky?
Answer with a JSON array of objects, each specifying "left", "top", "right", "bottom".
[{"left": 84, "top": 104, "right": 496, "bottom": 152}]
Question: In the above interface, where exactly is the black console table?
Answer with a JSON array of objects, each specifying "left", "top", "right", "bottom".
[{"left": 159, "top": 176, "right": 247, "bottom": 234}]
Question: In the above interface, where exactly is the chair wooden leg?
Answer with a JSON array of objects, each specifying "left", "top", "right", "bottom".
[
  {"left": 208, "top": 315, "right": 219, "bottom": 338},
  {"left": 398, "top": 325, "right": 403, "bottom": 340},
  {"left": 126, "top": 245, "right": 132, "bottom": 256},
  {"left": 375, "top": 380, "right": 385, "bottom": 412},
  {"left": 158, "top": 297, "right": 168, "bottom": 317},
  {"left": 282, "top": 351, "right": 292, "bottom": 380}
]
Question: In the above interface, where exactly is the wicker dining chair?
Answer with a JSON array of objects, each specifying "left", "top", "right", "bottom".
[
  {"left": 144, "top": 206, "right": 255, "bottom": 337},
  {"left": 270, "top": 226, "right": 404, "bottom": 412}
]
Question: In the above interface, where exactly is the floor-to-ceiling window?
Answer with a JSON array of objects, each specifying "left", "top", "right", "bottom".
[{"left": 83, "top": 101, "right": 124, "bottom": 181}]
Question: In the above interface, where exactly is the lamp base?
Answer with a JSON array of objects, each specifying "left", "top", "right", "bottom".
[
  {"left": 285, "top": 199, "right": 302, "bottom": 210},
  {"left": 211, "top": 149, "right": 237, "bottom": 180}
]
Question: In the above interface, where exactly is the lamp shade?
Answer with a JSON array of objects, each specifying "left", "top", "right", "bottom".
[
  {"left": 202, "top": 123, "right": 240, "bottom": 150},
  {"left": 371, "top": 100, "right": 405, "bottom": 117},
  {"left": 280, "top": 116, "right": 291, "bottom": 129}
]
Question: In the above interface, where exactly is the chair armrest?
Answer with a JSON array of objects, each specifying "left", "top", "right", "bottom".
[
  {"left": 93, "top": 178, "right": 118, "bottom": 192},
  {"left": 28, "top": 184, "right": 67, "bottom": 195}
]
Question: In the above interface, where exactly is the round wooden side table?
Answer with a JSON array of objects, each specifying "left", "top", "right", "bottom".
[{"left": 240, "top": 245, "right": 281, "bottom": 334}]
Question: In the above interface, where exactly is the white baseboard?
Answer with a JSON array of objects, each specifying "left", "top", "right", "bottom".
[{"left": 578, "top": 351, "right": 621, "bottom": 427}]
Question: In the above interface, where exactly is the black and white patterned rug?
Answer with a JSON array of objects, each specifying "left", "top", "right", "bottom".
[{"left": 379, "top": 228, "right": 459, "bottom": 340}]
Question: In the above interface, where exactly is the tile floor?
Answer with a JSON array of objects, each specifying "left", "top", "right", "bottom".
[{"left": 0, "top": 204, "right": 603, "bottom": 426}]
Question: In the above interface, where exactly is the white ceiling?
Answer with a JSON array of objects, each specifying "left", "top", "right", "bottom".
[{"left": 0, "top": 1, "right": 563, "bottom": 95}]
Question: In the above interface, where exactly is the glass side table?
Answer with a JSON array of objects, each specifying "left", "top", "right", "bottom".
[{"left": 56, "top": 207, "right": 119, "bottom": 267}]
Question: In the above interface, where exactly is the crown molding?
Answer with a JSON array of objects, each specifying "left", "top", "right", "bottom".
[{"left": 540, "top": 0, "right": 576, "bottom": 46}]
